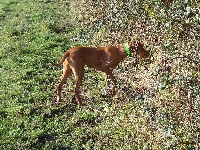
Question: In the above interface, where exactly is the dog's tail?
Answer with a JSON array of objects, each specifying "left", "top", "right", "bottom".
[{"left": 51, "top": 51, "right": 70, "bottom": 66}]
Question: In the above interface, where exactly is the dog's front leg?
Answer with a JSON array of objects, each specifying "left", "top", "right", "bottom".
[
  {"left": 102, "top": 60, "right": 116, "bottom": 95},
  {"left": 104, "top": 71, "right": 116, "bottom": 95}
]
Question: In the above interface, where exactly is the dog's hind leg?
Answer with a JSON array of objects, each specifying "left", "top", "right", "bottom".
[
  {"left": 72, "top": 67, "right": 84, "bottom": 106},
  {"left": 56, "top": 64, "right": 72, "bottom": 102}
]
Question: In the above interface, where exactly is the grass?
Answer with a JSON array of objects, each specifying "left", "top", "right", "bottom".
[{"left": 0, "top": 0, "right": 199, "bottom": 149}]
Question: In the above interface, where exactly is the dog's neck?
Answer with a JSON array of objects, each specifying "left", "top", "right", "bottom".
[{"left": 119, "top": 44, "right": 132, "bottom": 58}]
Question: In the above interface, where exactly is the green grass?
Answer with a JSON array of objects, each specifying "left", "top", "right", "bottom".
[
  {"left": 0, "top": 0, "right": 199, "bottom": 149},
  {"left": 0, "top": 1, "right": 113, "bottom": 149}
]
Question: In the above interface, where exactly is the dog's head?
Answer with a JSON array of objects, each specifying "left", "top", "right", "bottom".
[{"left": 129, "top": 41, "right": 150, "bottom": 58}]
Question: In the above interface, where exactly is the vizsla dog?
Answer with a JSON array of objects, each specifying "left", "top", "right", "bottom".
[{"left": 52, "top": 41, "right": 150, "bottom": 106}]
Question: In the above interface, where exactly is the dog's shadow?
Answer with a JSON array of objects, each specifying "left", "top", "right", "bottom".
[{"left": 43, "top": 101, "right": 77, "bottom": 120}]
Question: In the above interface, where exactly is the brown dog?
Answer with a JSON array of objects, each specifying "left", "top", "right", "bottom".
[{"left": 52, "top": 41, "right": 150, "bottom": 105}]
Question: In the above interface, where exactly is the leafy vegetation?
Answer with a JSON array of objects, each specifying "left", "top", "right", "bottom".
[{"left": 0, "top": 0, "right": 199, "bottom": 149}]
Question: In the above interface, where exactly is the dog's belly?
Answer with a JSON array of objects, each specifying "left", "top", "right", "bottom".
[{"left": 86, "top": 63, "right": 105, "bottom": 72}]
